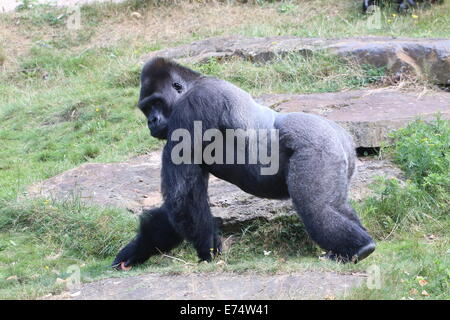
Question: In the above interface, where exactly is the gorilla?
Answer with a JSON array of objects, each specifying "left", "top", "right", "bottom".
[
  {"left": 112, "top": 57, "right": 376, "bottom": 270},
  {"left": 363, "top": 0, "right": 442, "bottom": 12}
]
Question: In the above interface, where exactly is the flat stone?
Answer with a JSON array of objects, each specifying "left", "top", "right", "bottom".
[
  {"left": 256, "top": 89, "right": 450, "bottom": 148},
  {"left": 47, "top": 271, "right": 364, "bottom": 300},
  {"left": 142, "top": 36, "right": 450, "bottom": 85},
  {"left": 28, "top": 151, "right": 403, "bottom": 231}
]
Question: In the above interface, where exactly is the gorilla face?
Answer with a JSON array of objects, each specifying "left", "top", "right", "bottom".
[
  {"left": 139, "top": 92, "right": 171, "bottom": 139},
  {"left": 137, "top": 58, "right": 200, "bottom": 140}
]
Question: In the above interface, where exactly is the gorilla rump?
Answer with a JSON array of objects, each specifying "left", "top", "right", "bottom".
[{"left": 112, "top": 57, "right": 376, "bottom": 270}]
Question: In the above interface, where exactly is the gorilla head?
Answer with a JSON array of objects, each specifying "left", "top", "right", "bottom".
[{"left": 137, "top": 58, "right": 201, "bottom": 139}]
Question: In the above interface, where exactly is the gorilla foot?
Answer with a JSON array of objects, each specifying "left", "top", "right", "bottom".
[
  {"left": 196, "top": 247, "right": 221, "bottom": 263},
  {"left": 353, "top": 242, "right": 376, "bottom": 263},
  {"left": 197, "top": 250, "right": 214, "bottom": 263},
  {"left": 323, "top": 242, "right": 376, "bottom": 264}
]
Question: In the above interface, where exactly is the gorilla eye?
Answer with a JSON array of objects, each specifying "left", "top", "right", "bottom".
[{"left": 172, "top": 82, "right": 183, "bottom": 93}]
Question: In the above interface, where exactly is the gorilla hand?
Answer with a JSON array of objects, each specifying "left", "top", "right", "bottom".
[{"left": 111, "top": 207, "right": 183, "bottom": 270}]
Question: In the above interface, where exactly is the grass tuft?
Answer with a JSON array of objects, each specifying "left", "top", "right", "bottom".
[
  {"left": 0, "top": 199, "right": 137, "bottom": 258},
  {"left": 226, "top": 215, "right": 320, "bottom": 261},
  {"left": 192, "top": 53, "right": 389, "bottom": 95}
]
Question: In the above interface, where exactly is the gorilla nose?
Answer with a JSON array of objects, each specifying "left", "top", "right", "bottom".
[{"left": 149, "top": 115, "right": 159, "bottom": 124}]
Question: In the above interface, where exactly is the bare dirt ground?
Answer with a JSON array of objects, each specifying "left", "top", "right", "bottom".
[{"left": 48, "top": 271, "right": 365, "bottom": 300}]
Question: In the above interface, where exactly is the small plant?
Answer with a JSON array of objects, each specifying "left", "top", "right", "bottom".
[
  {"left": 361, "top": 64, "right": 387, "bottom": 84},
  {"left": 278, "top": 2, "right": 298, "bottom": 14},
  {"left": 390, "top": 117, "right": 449, "bottom": 194},
  {"left": 83, "top": 144, "right": 100, "bottom": 159},
  {"left": 359, "top": 117, "right": 449, "bottom": 239}
]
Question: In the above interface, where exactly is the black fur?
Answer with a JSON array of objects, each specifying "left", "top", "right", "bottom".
[
  {"left": 112, "top": 207, "right": 183, "bottom": 268},
  {"left": 112, "top": 57, "right": 376, "bottom": 268}
]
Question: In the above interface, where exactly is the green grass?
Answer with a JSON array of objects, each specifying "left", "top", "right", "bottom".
[
  {"left": 348, "top": 237, "right": 449, "bottom": 299},
  {"left": 192, "top": 54, "right": 387, "bottom": 95},
  {"left": 0, "top": 44, "right": 162, "bottom": 201},
  {"left": 0, "top": 0, "right": 448, "bottom": 300},
  {"left": 351, "top": 118, "right": 449, "bottom": 299},
  {"left": 0, "top": 201, "right": 136, "bottom": 299},
  {"left": 234, "top": 1, "right": 450, "bottom": 39}
]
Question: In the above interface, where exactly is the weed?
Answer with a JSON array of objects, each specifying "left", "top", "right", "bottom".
[
  {"left": 390, "top": 117, "right": 449, "bottom": 194},
  {"left": 358, "top": 117, "right": 449, "bottom": 240}
]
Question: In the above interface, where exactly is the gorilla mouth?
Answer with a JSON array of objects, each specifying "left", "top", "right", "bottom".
[{"left": 150, "top": 127, "right": 167, "bottom": 140}]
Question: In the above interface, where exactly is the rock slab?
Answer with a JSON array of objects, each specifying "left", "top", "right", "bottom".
[
  {"left": 142, "top": 36, "right": 450, "bottom": 85},
  {"left": 257, "top": 89, "right": 450, "bottom": 148},
  {"left": 49, "top": 271, "right": 364, "bottom": 300},
  {"left": 28, "top": 151, "right": 403, "bottom": 231}
]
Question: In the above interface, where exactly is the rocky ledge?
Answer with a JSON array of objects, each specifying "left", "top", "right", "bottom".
[{"left": 142, "top": 36, "right": 450, "bottom": 85}]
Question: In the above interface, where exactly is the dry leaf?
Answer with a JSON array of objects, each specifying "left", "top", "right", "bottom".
[
  {"left": 70, "top": 291, "right": 81, "bottom": 297},
  {"left": 421, "top": 290, "right": 430, "bottom": 296},
  {"left": 216, "top": 260, "right": 226, "bottom": 266},
  {"left": 131, "top": 12, "right": 142, "bottom": 19},
  {"left": 409, "top": 288, "right": 418, "bottom": 295},
  {"left": 6, "top": 275, "right": 18, "bottom": 281},
  {"left": 418, "top": 279, "right": 428, "bottom": 287}
]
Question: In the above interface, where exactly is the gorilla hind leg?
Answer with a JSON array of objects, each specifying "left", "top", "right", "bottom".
[
  {"left": 112, "top": 207, "right": 183, "bottom": 269},
  {"left": 340, "top": 202, "right": 367, "bottom": 231},
  {"left": 286, "top": 149, "right": 375, "bottom": 263}
]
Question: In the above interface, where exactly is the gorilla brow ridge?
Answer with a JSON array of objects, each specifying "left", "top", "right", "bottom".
[{"left": 149, "top": 57, "right": 202, "bottom": 82}]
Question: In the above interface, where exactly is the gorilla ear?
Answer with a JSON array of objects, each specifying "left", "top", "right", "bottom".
[{"left": 172, "top": 82, "right": 183, "bottom": 93}]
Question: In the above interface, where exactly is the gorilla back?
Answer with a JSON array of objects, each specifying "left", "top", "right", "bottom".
[{"left": 112, "top": 58, "right": 375, "bottom": 270}]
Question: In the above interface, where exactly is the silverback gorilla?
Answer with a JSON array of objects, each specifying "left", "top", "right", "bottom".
[{"left": 112, "top": 58, "right": 376, "bottom": 270}]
